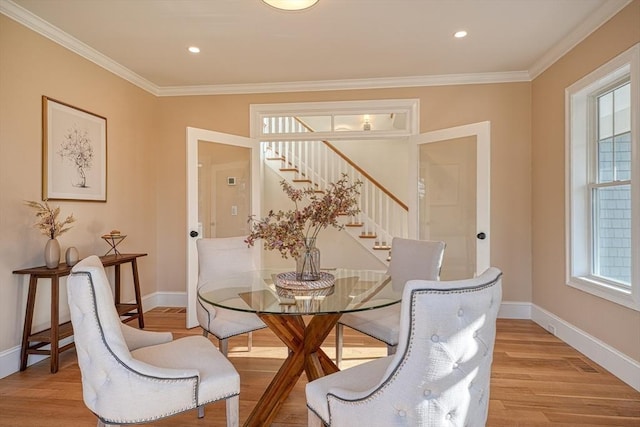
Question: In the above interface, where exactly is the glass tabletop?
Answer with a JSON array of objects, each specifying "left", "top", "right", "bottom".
[{"left": 197, "top": 268, "right": 402, "bottom": 315}]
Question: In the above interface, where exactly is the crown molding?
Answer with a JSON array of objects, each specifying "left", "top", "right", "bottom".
[
  {"left": 156, "top": 71, "right": 531, "bottom": 96},
  {"left": 0, "top": 0, "right": 160, "bottom": 96},
  {"left": 528, "top": 0, "right": 633, "bottom": 80}
]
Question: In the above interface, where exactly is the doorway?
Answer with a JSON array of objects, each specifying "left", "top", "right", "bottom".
[
  {"left": 198, "top": 142, "right": 251, "bottom": 239},
  {"left": 409, "top": 121, "right": 491, "bottom": 279},
  {"left": 186, "top": 127, "right": 260, "bottom": 328}
]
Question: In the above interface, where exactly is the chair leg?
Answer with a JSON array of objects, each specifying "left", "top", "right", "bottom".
[
  {"left": 202, "top": 329, "right": 209, "bottom": 338},
  {"left": 226, "top": 395, "right": 239, "bottom": 427},
  {"left": 247, "top": 331, "right": 253, "bottom": 352},
  {"left": 387, "top": 344, "right": 397, "bottom": 356},
  {"left": 198, "top": 405, "right": 205, "bottom": 418},
  {"left": 308, "top": 408, "right": 324, "bottom": 427},
  {"left": 335, "top": 323, "right": 344, "bottom": 367},
  {"left": 219, "top": 338, "right": 229, "bottom": 356}
]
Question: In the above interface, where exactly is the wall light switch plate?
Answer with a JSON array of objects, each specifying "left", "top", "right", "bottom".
[{"left": 231, "top": 205, "right": 238, "bottom": 216}]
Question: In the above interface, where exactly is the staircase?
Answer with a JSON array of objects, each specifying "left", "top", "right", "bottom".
[{"left": 261, "top": 117, "right": 408, "bottom": 265}]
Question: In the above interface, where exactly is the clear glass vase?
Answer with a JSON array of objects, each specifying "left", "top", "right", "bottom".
[{"left": 296, "top": 237, "right": 321, "bottom": 281}]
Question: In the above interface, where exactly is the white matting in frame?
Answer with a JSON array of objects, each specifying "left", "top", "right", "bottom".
[{"left": 43, "top": 96, "right": 107, "bottom": 201}]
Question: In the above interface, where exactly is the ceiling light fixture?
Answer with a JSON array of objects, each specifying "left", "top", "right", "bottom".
[
  {"left": 454, "top": 30, "right": 468, "bottom": 38},
  {"left": 188, "top": 46, "right": 200, "bottom": 53},
  {"left": 262, "top": 0, "right": 319, "bottom": 11}
]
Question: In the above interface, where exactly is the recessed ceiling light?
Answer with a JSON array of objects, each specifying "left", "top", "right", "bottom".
[
  {"left": 188, "top": 46, "right": 200, "bottom": 53},
  {"left": 262, "top": 0, "right": 319, "bottom": 11},
  {"left": 454, "top": 30, "right": 468, "bottom": 38}
]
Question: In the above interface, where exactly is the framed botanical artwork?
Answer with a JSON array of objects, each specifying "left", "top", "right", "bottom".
[{"left": 42, "top": 96, "right": 107, "bottom": 201}]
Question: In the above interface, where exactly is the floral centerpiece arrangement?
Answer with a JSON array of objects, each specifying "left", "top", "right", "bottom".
[
  {"left": 25, "top": 200, "right": 75, "bottom": 239},
  {"left": 246, "top": 174, "right": 362, "bottom": 281}
]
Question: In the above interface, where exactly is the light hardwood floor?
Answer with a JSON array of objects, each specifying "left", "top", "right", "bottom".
[{"left": 0, "top": 308, "right": 638, "bottom": 426}]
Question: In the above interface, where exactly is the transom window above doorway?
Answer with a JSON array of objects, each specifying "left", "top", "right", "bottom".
[{"left": 250, "top": 99, "right": 419, "bottom": 141}]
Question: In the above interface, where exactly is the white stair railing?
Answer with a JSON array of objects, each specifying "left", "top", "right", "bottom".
[{"left": 262, "top": 118, "right": 408, "bottom": 262}]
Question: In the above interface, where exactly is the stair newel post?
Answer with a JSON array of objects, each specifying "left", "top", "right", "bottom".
[
  {"left": 385, "top": 196, "right": 390, "bottom": 239},
  {"left": 364, "top": 180, "right": 369, "bottom": 235},
  {"left": 378, "top": 186, "right": 383, "bottom": 232}
]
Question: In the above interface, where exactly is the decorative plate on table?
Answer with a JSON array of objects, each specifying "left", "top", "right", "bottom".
[{"left": 275, "top": 271, "right": 336, "bottom": 291}]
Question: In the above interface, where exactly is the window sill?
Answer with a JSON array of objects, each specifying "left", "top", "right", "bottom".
[{"left": 568, "top": 276, "right": 638, "bottom": 311}]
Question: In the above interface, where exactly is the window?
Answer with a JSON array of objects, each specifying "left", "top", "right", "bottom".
[
  {"left": 250, "top": 99, "right": 419, "bottom": 141},
  {"left": 566, "top": 44, "right": 639, "bottom": 310},
  {"left": 592, "top": 82, "right": 631, "bottom": 285}
]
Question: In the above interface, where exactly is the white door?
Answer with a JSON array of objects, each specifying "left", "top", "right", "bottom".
[
  {"left": 186, "top": 127, "right": 261, "bottom": 328},
  {"left": 408, "top": 121, "right": 490, "bottom": 279}
]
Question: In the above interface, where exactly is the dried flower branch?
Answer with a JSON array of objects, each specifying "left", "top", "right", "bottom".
[
  {"left": 246, "top": 175, "right": 362, "bottom": 259},
  {"left": 25, "top": 200, "right": 75, "bottom": 239}
]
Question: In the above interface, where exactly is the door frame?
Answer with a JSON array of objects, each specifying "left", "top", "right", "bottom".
[
  {"left": 408, "top": 121, "right": 491, "bottom": 275},
  {"left": 186, "top": 127, "right": 260, "bottom": 328}
]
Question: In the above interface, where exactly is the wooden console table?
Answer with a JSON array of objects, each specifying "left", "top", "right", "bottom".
[{"left": 13, "top": 253, "right": 147, "bottom": 373}]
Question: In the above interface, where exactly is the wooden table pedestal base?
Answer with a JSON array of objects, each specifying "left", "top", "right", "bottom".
[{"left": 242, "top": 313, "right": 340, "bottom": 427}]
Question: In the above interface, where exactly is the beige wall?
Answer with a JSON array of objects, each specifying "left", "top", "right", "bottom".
[
  {"left": 0, "top": 16, "right": 159, "bottom": 358},
  {"left": 531, "top": 1, "right": 640, "bottom": 360},
  {"left": 2, "top": 0, "right": 637, "bottom": 382}
]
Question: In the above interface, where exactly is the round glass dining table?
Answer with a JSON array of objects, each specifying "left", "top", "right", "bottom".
[{"left": 198, "top": 268, "right": 402, "bottom": 427}]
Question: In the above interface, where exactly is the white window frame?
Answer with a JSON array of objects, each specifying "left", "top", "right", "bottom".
[
  {"left": 566, "top": 43, "right": 640, "bottom": 310},
  {"left": 250, "top": 99, "right": 419, "bottom": 141}
]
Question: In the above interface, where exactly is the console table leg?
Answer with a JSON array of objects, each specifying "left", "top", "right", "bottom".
[
  {"left": 20, "top": 276, "right": 38, "bottom": 371},
  {"left": 131, "top": 259, "right": 144, "bottom": 328},
  {"left": 50, "top": 277, "right": 60, "bottom": 374},
  {"left": 114, "top": 264, "right": 121, "bottom": 305}
]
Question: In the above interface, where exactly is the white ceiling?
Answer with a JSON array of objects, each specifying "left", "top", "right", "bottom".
[{"left": 1, "top": 0, "right": 632, "bottom": 95}]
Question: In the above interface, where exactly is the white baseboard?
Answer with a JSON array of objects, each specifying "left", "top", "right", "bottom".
[
  {"left": 3, "top": 296, "right": 638, "bottom": 393},
  {"left": 531, "top": 304, "right": 640, "bottom": 392},
  {"left": 498, "top": 301, "right": 531, "bottom": 319},
  {"left": 141, "top": 291, "right": 187, "bottom": 310}
]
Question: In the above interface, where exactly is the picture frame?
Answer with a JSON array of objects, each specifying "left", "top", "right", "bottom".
[
  {"left": 42, "top": 96, "right": 107, "bottom": 201},
  {"left": 227, "top": 176, "right": 237, "bottom": 186}
]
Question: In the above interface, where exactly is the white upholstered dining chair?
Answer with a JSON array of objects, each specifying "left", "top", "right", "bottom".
[
  {"left": 196, "top": 237, "right": 266, "bottom": 356},
  {"left": 335, "top": 237, "right": 445, "bottom": 366},
  {"left": 67, "top": 255, "right": 240, "bottom": 427},
  {"left": 307, "top": 267, "right": 503, "bottom": 427}
]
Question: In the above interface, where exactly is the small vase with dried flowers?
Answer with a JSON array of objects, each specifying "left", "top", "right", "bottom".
[
  {"left": 25, "top": 200, "right": 75, "bottom": 269},
  {"left": 246, "top": 174, "right": 362, "bottom": 281}
]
